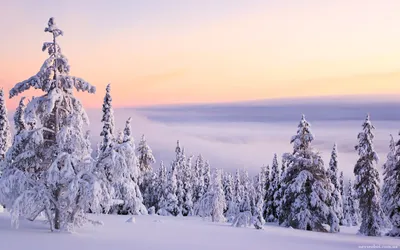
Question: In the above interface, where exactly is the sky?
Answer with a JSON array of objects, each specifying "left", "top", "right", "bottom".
[{"left": 1, "top": 0, "right": 400, "bottom": 108}]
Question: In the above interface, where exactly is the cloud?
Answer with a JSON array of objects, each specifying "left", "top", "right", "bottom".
[{"left": 85, "top": 108, "right": 394, "bottom": 180}]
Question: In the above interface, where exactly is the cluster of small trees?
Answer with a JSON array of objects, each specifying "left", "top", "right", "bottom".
[{"left": 0, "top": 18, "right": 398, "bottom": 237}]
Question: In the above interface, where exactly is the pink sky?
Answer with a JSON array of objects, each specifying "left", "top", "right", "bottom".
[{"left": 1, "top": 0, "right": 400, "bottom": 109}]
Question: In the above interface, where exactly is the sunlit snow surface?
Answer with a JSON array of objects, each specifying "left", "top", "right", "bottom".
[{"left": 0, "top": 212, "right": 396, "bottom": 250}]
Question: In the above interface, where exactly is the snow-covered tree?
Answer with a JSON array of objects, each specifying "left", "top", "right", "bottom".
[
  {"left": 254, "top": 172, "right": 265, "bottom": 225},
  {"left": 344, "top": 179, "right": 360, "bottom": 227},
  {"left": 158, "top": 163, "right": 179, "bottom": 216},
  {"left": 0, "top": 89, "right": 11, "bottom": 161},
  {"left": 382, "top": 134, "right": 400, "bottom": 236},
  {"left": 154, "top": 161, "right": 167, "bottom": 212},
  {"left": 203, "top": 160, "right": 211, "bottom": 192},
  {"left": 13, "top": 97, "right": 27, "bottom": 135},
  {"left": 222, "top": 171, "right": 235, "bottom": 220},
  {"left": 137, "top": 134, "right": 156, "bottom": 175},
  {"left": 279, "top": 115, "right": 334, "bottom": 232},
  {"left": 182, "top": 155, "right": 194, "bottom": 216},
  {"left": 326, "top": 144, "right": 344, "bottom": 225},
  {"left": 265, "top": 154, "right": 280, "bottom": 222},
  {"left": 193, "top": 154, "right": 205, "bottom": 208},
  {"left": 0, "top": 18, "right": 99, "bottom": 231},
  {"left": 99, "top": 83, "right": 115, "bottom": 152},
  {"left": 108, "top": 118, "right": 147, "bottom": 215},
  {"left": 354, "top": 114, "right": 385, "bottom": 236},
  {"left": 339, "top": 171, "right": 344, "bottom": 197}
]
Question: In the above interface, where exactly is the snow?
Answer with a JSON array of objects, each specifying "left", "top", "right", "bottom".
[{"left": 0, "top": 212, "right": 397, "bottom": 250}]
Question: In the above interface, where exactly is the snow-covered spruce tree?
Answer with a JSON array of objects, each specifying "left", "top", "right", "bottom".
[
  {"left": 344, "top": 179, "right": 360, "bottom": 226},
  {"left": 0, "top": 88, "right": 11, "bottom": 161},
  {"left": 262, "top": 164, "right": 271, "bottom": 221},
  {"left": 203, "top": 160, "right": 211, "bottom": 192},
  {"left": 326, "top": 144, "right": 344, "bottom": 225},
  {"left": 382, "top": 134, "right": 400, "bottom": 236},
  {"left": 13, "top": 97, "right": 27, "bottom": 135},
  {"left": 266, "top": 155, "right": 280, "bottom": 222},
  {"left": 339, "top": 171, "right": 344, "bottom": 197},
  {"left": 223, "top": 171, "right": 236, "bottom": 220},
  {"left": 137, "top": 134, "right": 156, "bottom": 173},
  {"left": 354, "top": 114, "right": 385, "bottom": 236},
  {"left": 154, "top": 161, "right": 167, "bottom": 212},
  {"left": 0, "top": 18, "right": 101, "bottom": 231},
  {"left": 197, "top": 169, "right": 227, "bottom": 222},
  {"left": 100, "top": 83, "right": 115, "bottom": 152},
  {"left": 279, "top": 115, "right": 334, "bottom": 232},
  {"left": 193, "top": 154, "right": 205, "bottom": 210},
  {"left": 136, "top": 134, "right": 156, "bottom": 209},
  {"left": 254, "top": 172, "right": 265, "bottom": 225},
  {"left": 158, "top": 163, "right": 179, "bottom": 216},
  {"left": 182, "top": 155, "right": 194, "bottom": 216},
  {"left": 107, "top": 118, "right": 147, "bottom": 215}
]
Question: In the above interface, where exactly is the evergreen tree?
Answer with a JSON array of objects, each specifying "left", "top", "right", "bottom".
[
  {"left": 182, "top": 155, "right": 194, "bottom": 216},
  {"left": 262, "top": 165, "right": 271, "bottom": 220},
  {"left": 382, "top": 134, "right": 400, "bottom": 236},
  {"left": 0, "top": 89, "right": 11, "bottom": 161},
  {"left": 204, "top": 160, "right": 211, "bottom": 192},
  {"left": 326, "top": 144, "right": 344, "bottom": 225},
  {"left": 155, "top": 161, "right": 167, "bottom": 212},
  {"left": 13, "top": 97, "right": 26, "bottom": 135},
  {"left": 279, "top": 115, "right": 334, "bottom": 232},
  {"left": 0, "top": 18, "right": 99, "bottom": 231},
  {"left": 254, "top": 172, "right": 265, "bottom": 224},
  {"left": 111, "top": 118, "right": 147, "bottom": 215},
  {"left": 137, "top": 134, "right": 156, "bottom": 175},
  {"left": 100, "top": 83, "right": 115, "bottom": 152},
  {"left": 223, "top": 171, "right": 235, "bottom": 220},
  {"left": 339, "top": 171, "right": 344, "bottom": 197},
  {"left": 344, "top": 179, "right": 360, "bottom": 226},
  {"left": 354, "top": 114, "right": 385, "bottom": 236},
  {"left": 158, "top": 163, "right": 179, "bottom": 216},
  {"left": 193, "top": 154, "right": 205, "bottom": 208},
  {"left": 266, "top": 154, "right": 280, "bottom": 222}
]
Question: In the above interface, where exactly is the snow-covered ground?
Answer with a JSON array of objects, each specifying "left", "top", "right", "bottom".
[{"left": 0, "top": 211, "right": 396, "bottom": 250}]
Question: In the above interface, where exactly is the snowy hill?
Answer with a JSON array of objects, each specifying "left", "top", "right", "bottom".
[{"left": 0, "top": 212, "right": 396, "bottom": 250}]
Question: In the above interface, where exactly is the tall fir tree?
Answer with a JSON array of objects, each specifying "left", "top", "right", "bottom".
[
  {"left": 354, "top": 114, "right": 385, "bottom": 236},
  {"left": 100, "top": 83, "right": 115, "bottom": 152},
  {"left": 343, "top": 179, "right": 360, "bottom": 227},
  {"left": 326, "top": 143, "right": 344, "bottom": 225},
  {"left": 0, "top": 18, "right": 99, "bottom": 231},
  {"left": 13, "top": 97, "right": 26, "bottom": 135},
  {"left": 137, "top": 134, "right": 156, "bottom": 174},
  {"left": 193, "top": 154, "right": 205, "bottom": 208},
  {"left": 0, "top": 89, "right": 11, "bottom": 161},
  {"left": 279, "top": 115, "right": 335, "bottom": 232},
  {"left": 266, "top": 155, "right": 280, "bottom": 222},
  {"left": 158, "top": 163, "right": 179, "bottom": 216},
  {"left": 262, "top": 165, "right": 271, "bottom": 220},
  {"left": 339, "top": 171, "right": 344, "bottom": 197},
  {"left": 382, "top": 134, "right": 400, "bottom": 236}
]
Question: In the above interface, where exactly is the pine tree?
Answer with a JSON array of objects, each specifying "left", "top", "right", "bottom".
[
  {"left": 266, "top": 154, "right": 280, "bottom": 222},
  {"left": 326, "top": 144, "right": 344, "bottom": 225},
  {"left": 339, "top": 171, "right": 344, "bottom": 197},
  {"left": 13, "top": 97, "right": 26, "bottom": 135},
  {"left": 100, "top": 83, "right": 115, "bottom": 152},
  {"left": 193, "top": 154, "right": 205, "bottom": 208},
  {"left": 111, "top": 118, "right": 147, "bottom": 215},
  {"left": 279, "top": 115, "right": 334, "bottom": 232},
  {"left": 0, "top": 18, "right": 99, "bottom": 231},
  {"left": 158, "top": 163, "right": 179, "bottom": 216},
  {"left": 155, "top": 161, "right": 167, "bottom": 212},
  {"left": 354, "top": 114, "right": 385, "bottom": 236},
  {"left": 0, "top": 89, "right": 11, "bottom": 161},
  {"left": 210, "top": 169, "right": 226, "bottom": 222},
  {"left": 344, "top": 179, "right": 360, "bottom": 227},
  {"left": 382, "top": 134, "right": 400, "bottom": 236},
  {"left": 262, "top": 165, "right": 271, "bottom": 220},
  {"left": 182, "top": 155, "right": 194, "bottom": 216},
  {"left": 137, "top": 134, "right": 156, "bottom": 175},
  {"left": 222, "top": 171, "right": 235, "bottom": 220},
  {"left": 203, "top": 160, "right": 211, "bottom": 192},
  {"left": 254, "top": 172, "right": 265, "bottom": 224}
]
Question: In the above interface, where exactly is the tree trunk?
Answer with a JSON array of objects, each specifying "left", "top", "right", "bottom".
[{"left": 54, "top": 187, "right": 61, "bottom": 230}]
